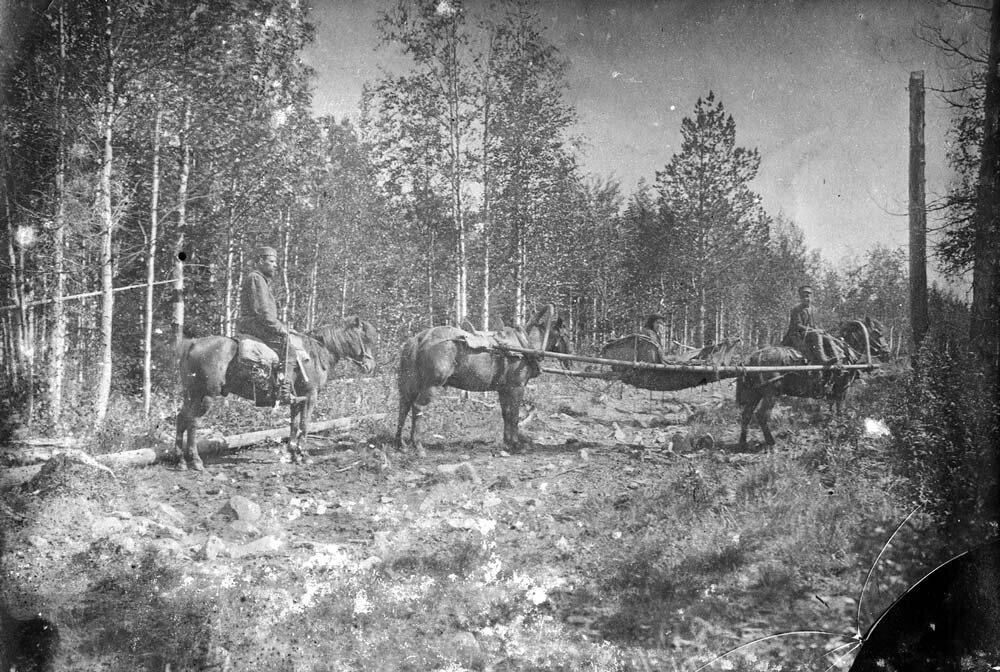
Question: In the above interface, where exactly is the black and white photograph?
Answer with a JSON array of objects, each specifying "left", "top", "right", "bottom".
[{"left": 1, "top": 0, "right": 998, "bottom": 670}]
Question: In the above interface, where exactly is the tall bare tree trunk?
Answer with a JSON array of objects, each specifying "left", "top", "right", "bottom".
[
  {"left": 95, "top": 0, "right": 116, "bottom": 424},
  {"left": 49, "top": 1, "right": 68, "bottom": 424},
  {"left": 173, "top": 100, "right": 192, "bottom": 348},
  {"left": 448, "top": 31, "right": 467, "bottom": 327},
  {"left": 281, "top": 207, "right": 291, "bottom": 324},
  {"left": 143, "top": 107, "right": 163, "bottom": 417},
  {"left": 909, "top": 70, "right": 929, "bottom": 352},
  {"left": 306, "top": 237, "right": 320, "bottom": 331},
  {"left": 970, "top": 0, "right": 1000, "bottom": 387},
  {"left": 223, "top": 199, "right": 236, "bottom": 337}
]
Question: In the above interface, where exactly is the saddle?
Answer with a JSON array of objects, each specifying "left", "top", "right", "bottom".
[{"left": 232, "top": 334, "right": 310, "bottom": 407}]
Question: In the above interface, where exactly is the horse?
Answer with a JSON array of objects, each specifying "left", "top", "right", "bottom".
[
  {"left": 736, "top": 317, "right": 890, "bottom": 450},
  {"left": 395, "top": 305, "right": 569, "bottom": 456},
  {"left": 175, "top": 316, "right": 377, "bottom": 470}
]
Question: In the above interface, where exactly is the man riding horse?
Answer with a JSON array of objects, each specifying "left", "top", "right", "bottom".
[
  {"left": 781, "top": 284, "right": 841, "bottom": 394},
  {"left": 236, "top": 245, "right": 304, "bottom": 404}
]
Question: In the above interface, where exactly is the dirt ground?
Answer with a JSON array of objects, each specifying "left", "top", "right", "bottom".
[{"left": 1, "top": 374, "right": 909, "bottom": 671}]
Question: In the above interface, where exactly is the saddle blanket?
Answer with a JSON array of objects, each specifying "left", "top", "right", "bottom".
[
  {"left": 236, "top": 333, "right": 310, "bottom": 364},
  {"left": 457, "top": 328, "right": 529, "bottom": 352},
  {"left": 238, "top": 336, "right": 279, "bottom": 367}
]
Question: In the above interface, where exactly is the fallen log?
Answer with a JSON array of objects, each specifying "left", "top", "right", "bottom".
[{"left": 1, "top": 413, "right": 388, "bottom": 470}]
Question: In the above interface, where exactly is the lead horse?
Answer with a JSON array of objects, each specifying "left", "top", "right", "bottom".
[
  {"left": 175, "top": 316, "right": 377, "bottom": 470},
  {"left": 736, "top": 317, "right": 889, "bottom": 450},
  {"left": 395, "top": 305, "right": 569, "bottom": 455}
]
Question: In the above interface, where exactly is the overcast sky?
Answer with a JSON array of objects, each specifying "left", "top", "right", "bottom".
[{"left": 302, "top": 0, "right": 981, "bottom": 272}]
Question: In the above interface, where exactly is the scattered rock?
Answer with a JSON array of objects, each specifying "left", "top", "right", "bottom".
[
  {"left": 149, "top": 520, "right": 186, "bottom": 540},
  {"left": 221, "top": 495, "right": 262, "bottom": 523},
  {"left": 436, "top": 462, "right": 480, "bottom": 484},
  {"left": 229, "top": 534, "right": 283, "bottom": 559},
  {"left": 27, "top": 535, "right": 49, "bottom": 548},
  {"left": 201, "top": 535, "right": 229, "bottom": 560},
  {"left": 488, "top": 475, "right": 515, "bottom": 490},
  {"left": 444, "top": 631, "right": 482, "bottom": 667},
  {"left": 226, "top": 520, "right": 261, "bottom": 539},
  {"left": 147, "top": 537, "right": 185, "bottom": 558},
  {"left": 153, "top": 502, "right": 186, "bottom": 527},
  {"left": 91, "top": 516, "right": 127, "bottom": 538}
]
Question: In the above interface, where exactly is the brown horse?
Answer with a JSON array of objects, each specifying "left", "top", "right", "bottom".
[
  {"left": 736, "top": 317, "right": 889, "bottom": 449},
  {"left": 395, "top": 305, "right": 568, "bottom": 455},
  {"left": 175, "top": 316, "right": 377, "bottom": 470}
]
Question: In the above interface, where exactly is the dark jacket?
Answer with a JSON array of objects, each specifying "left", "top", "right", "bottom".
[
  {"left": 781, "top": 302, "right": 815, "bottom": 347},
  {"left": 237, "top": 270, "right": 286, "bottom": 344}
]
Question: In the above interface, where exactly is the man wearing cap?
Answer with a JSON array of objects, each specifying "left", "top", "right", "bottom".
[
  {"left": 781, "top": 285, "right": 817, "bottom": 350},
  {"left": 237, "top": 246, "right": 294, "bottom": 402},
  {"left": 782, "top": 284, "right": 838, "bottom": 394}
]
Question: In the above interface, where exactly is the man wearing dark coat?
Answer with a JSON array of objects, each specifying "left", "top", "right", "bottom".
[
  {"left": 237, "top": 245, "right": 294, "bottom": 401},
  {"left": 781, "top": 284, "right": 839, "bottom": 395},
  {"left": 781, "top": 285, "right": 817, "bottom": 350}
]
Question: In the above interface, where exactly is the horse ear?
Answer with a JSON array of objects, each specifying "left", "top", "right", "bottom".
[{"left": 353, "top": 316, "right": 361, "bottom": 328}]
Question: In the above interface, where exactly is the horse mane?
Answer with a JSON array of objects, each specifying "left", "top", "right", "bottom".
[{"left": 309, "top": 318, "right": 361, "bottom": 358}]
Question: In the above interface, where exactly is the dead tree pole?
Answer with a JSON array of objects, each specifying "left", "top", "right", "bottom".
[{"left": 909, "top": 70, "right": 928, "bottom": 352}]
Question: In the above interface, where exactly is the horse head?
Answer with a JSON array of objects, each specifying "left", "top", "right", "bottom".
[
  {"left": 840, "top": 318, "right": 890, "bottom": 362},
  {"left": 315, "top": 317, "right": 377, "bottom": 374}
]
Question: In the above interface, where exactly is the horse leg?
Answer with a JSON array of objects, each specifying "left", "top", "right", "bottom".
[
  {"left": 291, "top": 394, "right": 316, "bottom": 465},
  {"left": 174, "top": 401, "right": 193, "bottom": 470},
  {"left": 738, "top": 394, "right": 759, "bottom": 450},
  {"left": 499, "top": 386, "right": 527, "bottom": 450},
  {"left": 756, "top": 393, "right": 777, "bottom": 448},
  {"left": 286, "top": 399, "right": 303, "bottom": 463},
  {"left": 395, "top": 390, "right": 415, "bottom": 451},
  {"left": 409, "top": 387, "right": 438, "bottom": 458},
  {"left": 176, "top": 395, "right": 210, "bottom": 472}
]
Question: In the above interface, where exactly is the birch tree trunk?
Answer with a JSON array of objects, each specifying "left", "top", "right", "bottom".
[
  {"left": 143, "top": 107, "right": 163, "bottom": 417},
  {"left": 173, "top": 101, "right": 192, "bottom": 348},
  {"left": 281, "top": 207, "right": 291, "bottom": 324},
  {"left": 49, "top": 1, "right": 68, "bottom": 424},
  {"left": 95, "top": 0, "right": 117, "bottom": 424},
  {"left": 223, "top": 201, "right": 235, "bottom": 337},
  {"left": 306, "top": 237, "right": 320, "bottom": 330}
]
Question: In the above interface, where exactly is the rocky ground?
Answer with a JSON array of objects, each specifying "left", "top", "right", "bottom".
[{"left": 1, "top": 375, "right": 919, "bottom": 672}]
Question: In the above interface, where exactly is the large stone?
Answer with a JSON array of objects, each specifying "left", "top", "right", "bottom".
[
  {"left": 201, "top": 535, "right": 230, "bottom": 560},
  {"left": 435, "top": 461, "right": 480, "bottom": 484},
  {"left": 153, "top": 502, "right": 186, "bottom": 527},
  {"left": 225, "top": 519, "right": 261, "bottom": 539},
  {"left": 221, "top": 495, "right": 262, "bottom": 523},
  {"left": 91, "top": 516, "right": 127, "bottom": 537},
  {"left": 444, "top": 631, "right": 482, "bottom": 668},
  {"left": 229, "top": 534, "right": 283, "bottom": 559}
]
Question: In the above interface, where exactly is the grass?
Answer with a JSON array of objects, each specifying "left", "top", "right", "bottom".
[{"left": 8, "top": 364, "right": 984, "bottom": 671}]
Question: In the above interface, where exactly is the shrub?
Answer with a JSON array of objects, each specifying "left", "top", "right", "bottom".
[{"left": 883, "top": 332, "right": 999, "bottom": 540}]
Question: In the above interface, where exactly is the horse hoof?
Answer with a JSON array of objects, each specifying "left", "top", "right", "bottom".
[
  {"left": 176, "top": 460, "right": 188, "bottom": 471},
  {"left": 191, "top": 460, "right": 204, "bottom": 472}
]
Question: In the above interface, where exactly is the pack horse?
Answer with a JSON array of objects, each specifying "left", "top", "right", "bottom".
[
  {"left": 395, "top": 305, "right": 569, "bottom": 455},
  {"left": 175, "top": 317, "right": 377, "bottom": 469}
]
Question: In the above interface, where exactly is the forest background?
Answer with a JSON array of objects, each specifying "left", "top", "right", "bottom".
[{"left": 0, "top": 0, "right": 989, "bottom": 433}]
